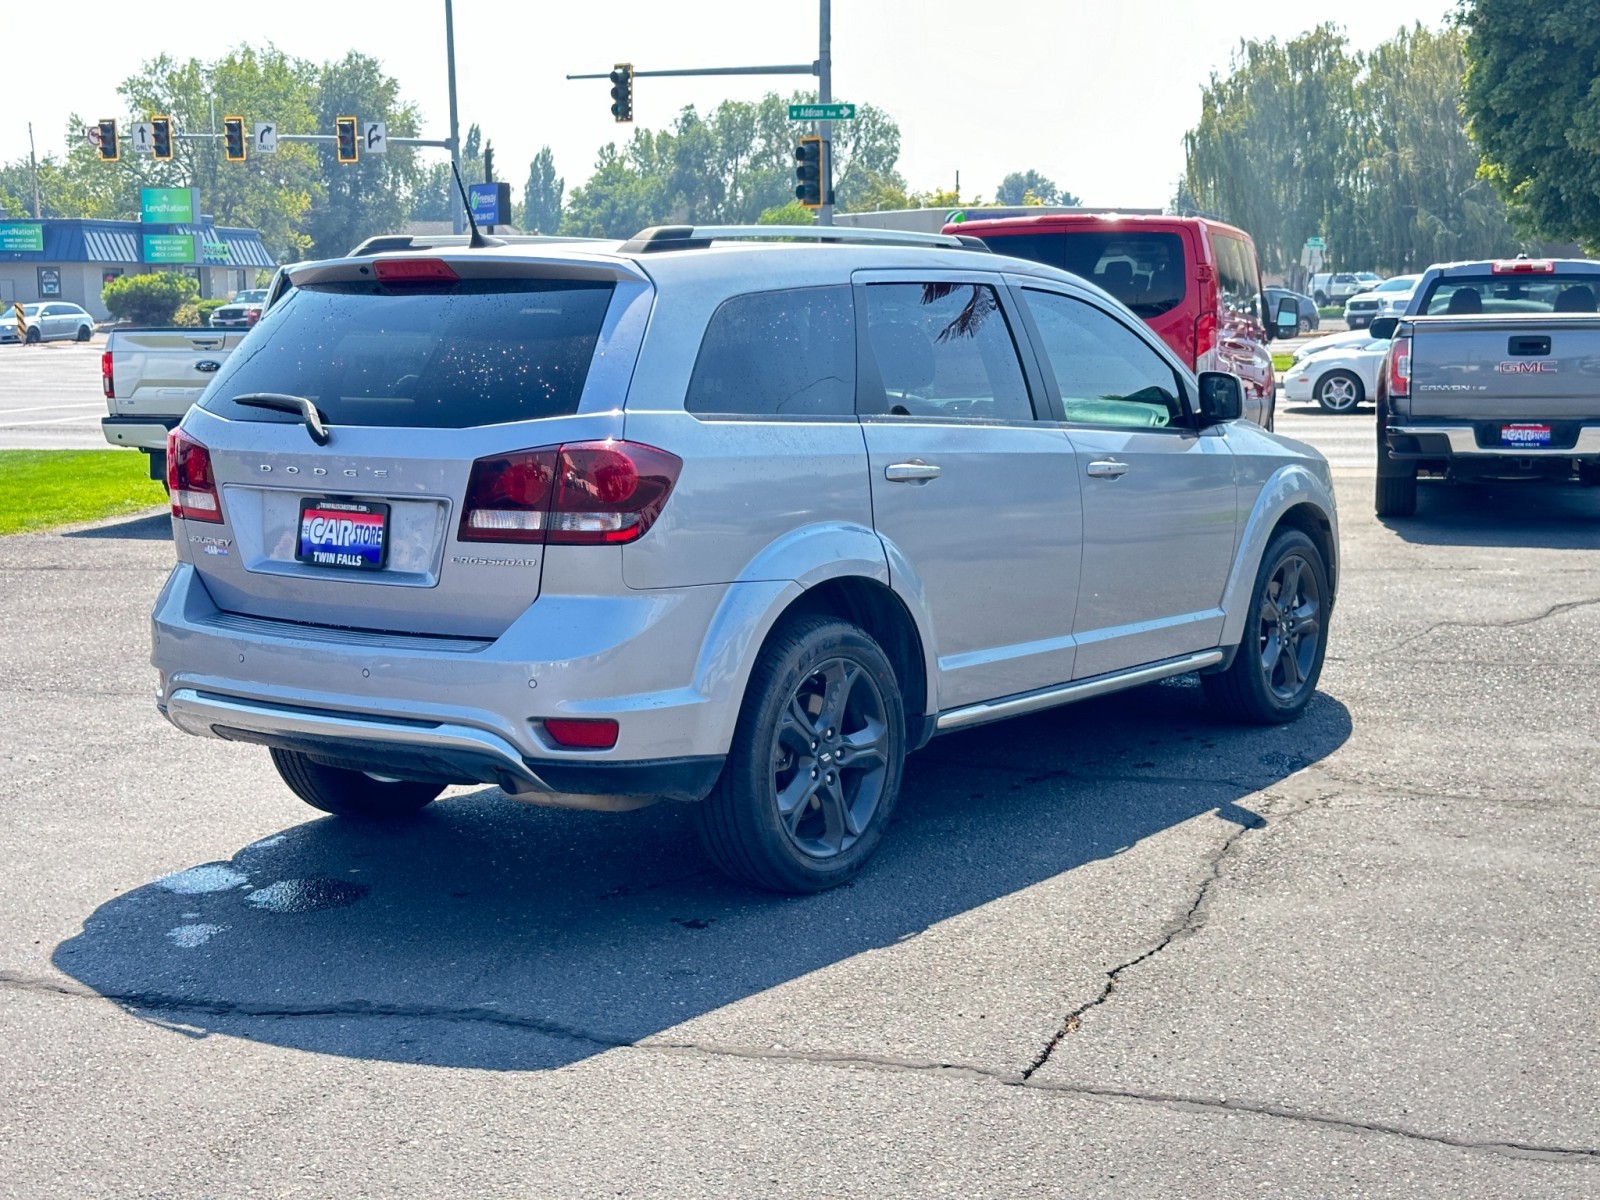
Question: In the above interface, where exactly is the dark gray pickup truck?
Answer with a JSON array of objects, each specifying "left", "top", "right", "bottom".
[{"left": 1373, "top": 258, "right": 1600, "bottom": 516}]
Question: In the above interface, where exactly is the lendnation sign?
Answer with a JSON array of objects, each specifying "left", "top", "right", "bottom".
[
  {"left": 0, "top": 223, "right": 45, "bottom": 252},
  {"left": 140, "top": 187, "right": 199, "bottom": 224},
  {"left": 788, "top": 103, "right": 856, "bottom": 121},
  {"left": 143, "top": 234, "right": 196, "bottom": 264}
]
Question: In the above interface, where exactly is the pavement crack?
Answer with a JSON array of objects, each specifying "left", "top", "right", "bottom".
[{"left": 1377, "top": 595, "right": 1600, "bottom": 655}]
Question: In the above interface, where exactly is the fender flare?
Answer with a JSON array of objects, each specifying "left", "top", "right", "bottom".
[{"left": 1217, "top": 464, "right": 1340, "bottom": 648}]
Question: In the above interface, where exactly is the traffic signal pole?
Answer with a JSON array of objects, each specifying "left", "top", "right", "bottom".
[{"left": 445, "top": 0, "right": 463, "bottom": 233}]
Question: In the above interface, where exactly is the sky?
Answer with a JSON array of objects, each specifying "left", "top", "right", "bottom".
[{"left": 5, "top": 0, "right": 1457, "bottom": 211}]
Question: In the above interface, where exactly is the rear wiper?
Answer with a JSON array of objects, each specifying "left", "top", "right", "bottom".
[{"left": 232, "top": 393, "right": 331, "bottom": 446}]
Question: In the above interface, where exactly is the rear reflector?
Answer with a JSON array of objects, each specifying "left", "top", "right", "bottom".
[
  {"left": 459, "top": 440, "right": 682, "bottom": 547},
  {"left": 544, "top": 718, "right": 619, "bottom": 750},
  {"left": 167, "top": 428, "right": 223, "bottom": 523},
  {"left": 373, "top": 257, "right": 460, "bottom": 283},
  {"left": 1491, "top": 259, "right": 1556, "bottom": 274}
]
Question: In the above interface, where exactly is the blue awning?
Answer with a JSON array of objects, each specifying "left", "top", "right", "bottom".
[{"left": 0, "top": 217, "right": 274, "bottom": 267}]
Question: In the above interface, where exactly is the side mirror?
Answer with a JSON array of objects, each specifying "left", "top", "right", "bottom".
[
  {"left": 1274, "top": 298, "right": 1300, "bottom": 339},
  {"left": 1368, "top": 316, "right": 1399, "bottom": 341},
  {"left": 1196, "top": 371, "right": 1244, "bottom": 425}
]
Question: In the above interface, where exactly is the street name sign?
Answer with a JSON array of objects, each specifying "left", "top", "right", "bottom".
[{"left": 788, "top": 103, "right": 856, "bottom": 121}]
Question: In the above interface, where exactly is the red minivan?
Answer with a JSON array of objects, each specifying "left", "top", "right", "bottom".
[{"left": 941, "top": 213, "right": 1278, "bottom": 427}]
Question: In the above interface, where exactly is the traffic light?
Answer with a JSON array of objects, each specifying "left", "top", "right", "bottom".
[
  {"left": 795, "top": 136, "right": 826, "bottom": 209},
  {"left": 151, "top": 116, "right": 174, "bottom": 160},
  {"left": 97, "top": 119, "right": 119, "bottom": 161},
  {"left": 610, "top": 64, "right": 634, "bottom": 123},
  {"left": 335, "top": 116, "right": 359, "bottom": 164},
  {"left": 223, "top": 116, "right": 246, "bottom": 162}
]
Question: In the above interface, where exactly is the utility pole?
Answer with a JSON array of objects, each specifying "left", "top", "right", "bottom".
[
  {"left": 27, "top": 123, "right": 41, "bottom": 218},
  {"left": 445, "top": 0, "right": 463, "bottom": 233}
]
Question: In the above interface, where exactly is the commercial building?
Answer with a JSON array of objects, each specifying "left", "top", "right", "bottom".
[{"left": 0, "top": 217, "right": 275, "bottom": 320}]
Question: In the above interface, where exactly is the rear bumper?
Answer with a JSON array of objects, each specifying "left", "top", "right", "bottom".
[
  {"left": 103, "top": 415, "right": 179, "bottom": 452},
  {"left": 1385, "top": 424, "right": 1600, "bottom": 460}
]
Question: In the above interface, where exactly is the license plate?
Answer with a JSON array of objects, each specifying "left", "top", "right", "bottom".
[
  {"left": 296, "top": 499, "right": 389, "bottom": 569},
  {"left": 1501, "top": 423, "right": 1552, "bottom": 448}
]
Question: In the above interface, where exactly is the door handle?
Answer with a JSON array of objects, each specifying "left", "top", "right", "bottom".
[
  {"left": 1086, "top": 459, "right": 1129, "bottom": 479},
  {"left": 884, "top": 461, "right": 942, "bottom": 483}
]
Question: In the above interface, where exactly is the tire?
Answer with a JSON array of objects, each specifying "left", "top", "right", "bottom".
[
  {"left": 1315, "top": 369, "right": 1364, "bottom": 414},
  {"left": 1299, "top": 315, "right": 1314, "bottom": 334},
  {"left": 1579, "top": 462, "right": 1600, "bottom": 486},
  {"left": 269, "top": 748, "right": 442, "bottom": 818},
  {"left": 1313, "top": 292, "right": 1328, "bottom": 307},
  {"left": 1375, "top": 472, "right": 1418, "bottom": 518},
  {"left": 694, "top": 615, "right": 906, "bottom": 893},
  {"left": 1203, "top": 528, "right": 1329, "bottom": 725},
  {"left": 24, "top": 327, "right": 40, "bottom": 344},
  {"left": 75, "top": 324, "right": 91, "bottom": 342}
]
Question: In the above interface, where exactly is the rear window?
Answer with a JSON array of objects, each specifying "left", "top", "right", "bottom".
[
  {"left": 1418, "top": 274, "right": 1600, "bottom": 316},
  {"left": 200, "top": 278, "right": 614, "bottom": 429},
  {"left": 974, "top": 230, "right": 1188, "bottom": 318}
]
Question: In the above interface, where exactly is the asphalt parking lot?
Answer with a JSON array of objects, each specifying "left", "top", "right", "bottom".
[
  {"left": 3, "top": 449, "right": 1598, "bottom": 1195},
  {"left": 0, "top": 337, "right": 111, "bottom": 451}
]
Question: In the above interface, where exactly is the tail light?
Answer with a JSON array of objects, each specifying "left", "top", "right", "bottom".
[
  {"left": 101, "top": 350, "right": 113, "bottom": 399},
  {"left": 459, "top": 440, "right": 682, "bottom": 547},
  {"left": 1195, "top": 311, "right": 1218, "bottom": 361},
  {"left": 245, "top": 307, "right": 261, "bottom": 326},
  {"left": 167, "top": 428, "right": 223, "bottom": 523},
  {"left": 1387, "top": 336, "right": 1411, "bottom": 400},
  {"left": 544, "top": 718, "right": 619, "bottom": 749}
]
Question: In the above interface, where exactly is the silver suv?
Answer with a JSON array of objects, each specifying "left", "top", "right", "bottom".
[{"left": 153, "top": 225, "right": 1340, "bottom": 892}]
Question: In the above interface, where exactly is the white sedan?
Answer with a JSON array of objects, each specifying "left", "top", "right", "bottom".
[
  {"left": 1282, "top": 338, "right": 1390, "bottom": 413},
  {"left": 1290, "top": 326, "right": 1383, "bottom": 365}
]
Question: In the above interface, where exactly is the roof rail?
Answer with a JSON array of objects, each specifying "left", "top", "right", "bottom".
[
  {"left": 617, "top": 224, "right": 991, "bottom": 254},
  {"left": 345, "top": 232, "right": 614, "bottom": 257}
]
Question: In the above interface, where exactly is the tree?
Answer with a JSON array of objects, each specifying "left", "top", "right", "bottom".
[
  {"left": 303, "top": 52, "right": 423, "bottom": 258},
  {"left": 522, "top": 146, "right": 563, "bottom": 234},
  {"left": 1464, "top": 0, "right": 1600, "bottom": 250},
  {"left": 995, "top": 170, "right": 1079, "bottom": 207},
  {"left": 410, "top": 122, "right": 486, "bottom": 222},
  {"left": 758, "top": 200, "right": 815, "bottom": 225}
]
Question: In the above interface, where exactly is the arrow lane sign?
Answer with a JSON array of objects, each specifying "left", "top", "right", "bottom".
[
  {"left": 255, "top": 122, "right": 278, "bottom": 154},
  {"left": 364, "top": 122, "right": 388, "bottom": 155}
]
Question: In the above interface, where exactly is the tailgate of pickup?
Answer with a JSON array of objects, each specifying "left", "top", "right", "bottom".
[
  {"left": 106, "top": 330, "right": 247, "bottom": 421},
  {"left": 1408, "top": 316, "right": 1600, "bottom": 421}
]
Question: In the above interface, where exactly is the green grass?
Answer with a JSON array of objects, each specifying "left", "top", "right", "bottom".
[
  {"left": 1317, "top": 305, "right": 1343, "bottom": 319},
  {"left": 0, "top": 450, "right": 166, "bottom": 536},
  {"left": 1271, "top": 352, "right": 1296, "bottom": 372}
]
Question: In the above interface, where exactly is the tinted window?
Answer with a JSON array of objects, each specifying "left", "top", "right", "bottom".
[
  {"left": 1022, "top": 290, "right": 1185, "bottom": 429},
  {"left": 979, "top": 230, "right": 1188, "bottom": 319},
  {"left": 862, "top": 282, "right": 1033, "bottom": 421},
  {"left": 1420, "top": 274, "right": 1600, "bottom": 315},
  {"left": 685, "top": 286, "right": 854, "bottom": 416},
  {"left": 200, "top": 279, "right": 614, "bottom": 429},
  {"left": 1212, "top": 233, "right": 1260, "bottom": 324}
]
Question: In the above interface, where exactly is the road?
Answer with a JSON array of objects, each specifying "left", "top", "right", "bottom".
[
  {"left": 0, "top": 338, "right": 112, "bottom": 451},
  {"left": 3, "top": 459, "right": 1598, "bottom": 1195}
]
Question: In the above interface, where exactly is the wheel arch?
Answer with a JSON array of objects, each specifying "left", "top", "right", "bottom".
[{"left": 1217, "top": 465, "right": 1340, "bottom": 649}]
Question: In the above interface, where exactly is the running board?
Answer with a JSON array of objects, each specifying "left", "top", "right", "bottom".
[{"left": 935, "top": 650, "right": 1225, "bottom": 733}]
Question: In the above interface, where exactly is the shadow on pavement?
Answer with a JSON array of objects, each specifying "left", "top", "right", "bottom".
[
  {"left": 55, "top": 677, "right": 1351, "bottom": 1072},
  {"left": 1280, "top": 403, "right": 1372, "bottom": 418},
  {"left": 1381, "top": 479, "right": 1600, "bottom": 548},
  {"left": 63, "top": 512, "right": 171, "bottom": 541}
]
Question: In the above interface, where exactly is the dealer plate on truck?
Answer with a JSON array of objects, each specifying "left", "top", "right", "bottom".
[
  {"left": 296, "top": 500, "right": 389, "bottom": 569},
  {"left": 1501, "top": 423, "right": 1553, "bottom": 448}
]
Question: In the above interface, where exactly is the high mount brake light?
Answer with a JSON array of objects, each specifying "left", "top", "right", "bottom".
[
  {"left": 167, "top": 429, "right": 223, "bottom": 523},
  {"left": 459, "top": 441, "right": 683, "bottom": 547},
  {"left": 1388, "top": 336, "right": 1411, "bottom": 400},
  {"left": 372, "top": 258, "right": 460, "bottom": 283},
  {"left": 1491, "top": 260, "right": 1556, "bottom": 274}
]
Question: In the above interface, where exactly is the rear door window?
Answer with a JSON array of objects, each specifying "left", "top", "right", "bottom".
[
  {"left": 860, "top": 282, "right": 1034, "bottom": 421},
  {"left": 976, "top": 230, "right": 1187, "bottom": 319},
  {"left": 200, "top": 278, "right": 614, "bottom": 429},
  {"left": 685, "top": 285, "right": 854, "bottom": 416}
]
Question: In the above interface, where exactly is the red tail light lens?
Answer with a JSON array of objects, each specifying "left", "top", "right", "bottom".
[
  {"left": 101, "top": 350, "right": 113, "bottom": 399},
  {"left": 458, "top": 449, "right": 559, "bottom": 542},
  {"left": 1388, "top": 336, "right": 1411, "bottom": 399},
  {"left": 167, "top": 428, "right": 223, "bottom": 523},
  {"left": 1195, "top": 310, "right": 1218, "bottom": 360},
  {"left": 373, "top": 258, "right": 460, "bottom": 283},
  {"left": 544, "top": 718, "right": 620, "bottom": 749},
  {"left": 459, "top": 441, "right": 682, "bottom": 547}
]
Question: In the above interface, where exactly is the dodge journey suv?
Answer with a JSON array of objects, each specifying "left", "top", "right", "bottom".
[{"left": 153, "top": 225, "right": 1339, "bottom": 892}]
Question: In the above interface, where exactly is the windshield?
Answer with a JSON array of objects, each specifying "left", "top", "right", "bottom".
[
  {"left": 200, "top": 277, "right": 615, "bottom": 429},
  {"left": 18, "top": 305, "right": 41, "bottom": 316},
  {"left": 1418, "top": 273, "right": 1600, "bottom": 315},
  {"left": 232, "top": 290, "right": 268, "bottom": 304},
  {"left": 974, "top": 230, "right": 1188, "bottom": 318},
  {"left": 1374, "top": 276, "right": 1419, "bottom": 293}
]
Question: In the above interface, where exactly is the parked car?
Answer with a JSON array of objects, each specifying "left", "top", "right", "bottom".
[
  {"left": 1309, "top": 273, "right": 1371, "bottom": 307},
  {"left": 1265, "top": 286, "right": 1319, "bottom": 333},
  {"left": 152, "top": 225, "right": 1339, "bottom": 893},
  {"left": 1291, "top": 326, "right": 1383, "bottom": 364},
  {"left": 1282, "top": 337, "right": 1389, "bottom": 413},
  {"left": 945, "top": 212, "right": 1279, "bottom": 427},
  {"left": 1343, "top": 274, "right": 1421, "bottom": 330},
  {"left": 209, "top": 289, "right": 270, "bottom": 328},
  {"left": 0, "top": 301, "right": 94, "bottom": 344}
]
